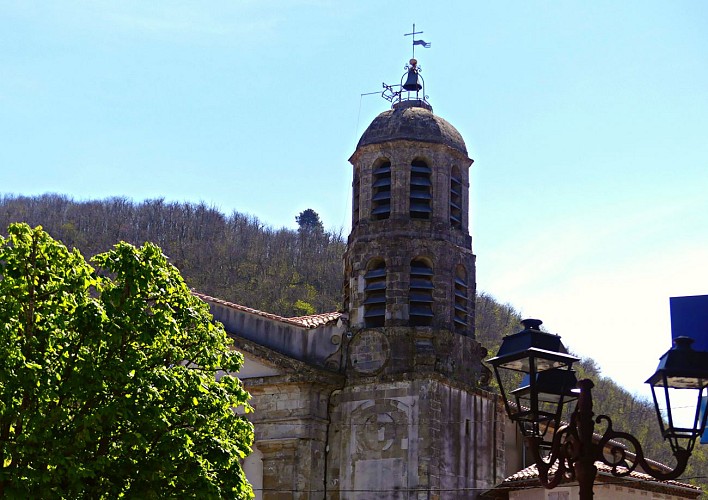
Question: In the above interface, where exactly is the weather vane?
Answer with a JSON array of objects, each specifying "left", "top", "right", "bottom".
[
  {"left": 360, "top": 24, "right": 432, "bottom": 106},
  {"left": 404, "top": 23, "right": 431, "bottom": 59}
]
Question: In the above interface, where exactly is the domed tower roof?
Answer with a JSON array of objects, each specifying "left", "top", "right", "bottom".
[{"left": 356, "top": 100, "right": 468, "bottom": 156}]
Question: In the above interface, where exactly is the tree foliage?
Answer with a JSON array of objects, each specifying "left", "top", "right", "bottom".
[{"left": 0, "top": 223, "right": 253, "bottom": 499}]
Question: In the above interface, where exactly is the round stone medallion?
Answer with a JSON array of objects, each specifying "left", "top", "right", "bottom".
[{"left": 349, "top": 330, "right": 390, "bottom": 373}]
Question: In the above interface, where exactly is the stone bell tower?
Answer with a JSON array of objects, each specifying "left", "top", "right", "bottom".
[
  {"left": 342, "top": 58, "right": 482, "bottom": 382},
  {"left": 326, "top": 57, "right": 501, "bottom": 499},
  {"left": 344, "top": 58, "right": 475, "bottom": 338}
]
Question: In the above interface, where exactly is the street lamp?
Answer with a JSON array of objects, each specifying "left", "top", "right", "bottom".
[{"left": 488, "top": 319, "right": 708, "bottom": 500}]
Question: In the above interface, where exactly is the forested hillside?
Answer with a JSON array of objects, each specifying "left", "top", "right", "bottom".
[
  {"left": 1, "top": 194, "right": 705, "bottom": 490},
  {"left": 0, "top": 194, "right": 344, "bottom": 317}
]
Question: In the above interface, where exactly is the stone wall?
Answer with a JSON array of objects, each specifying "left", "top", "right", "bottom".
[
  {"left": 325, "top": 376, "right": 502, "bottom": 499},
  {"left": 246, "top": 380, "right": 338, "bottom": 500},
  {"left": 344, "top": 326, "right": 489, "bottom": 387},
  {"left": 208, "top": 300, "right": 345, "bottom": 371}
]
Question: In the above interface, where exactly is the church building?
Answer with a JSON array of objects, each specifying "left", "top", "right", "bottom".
[
  {"left": 197, "top": 55, "right": 503, "bottom": 498},
  {"left": 195, "top": 55, "right": 701, "bottom": 500}
]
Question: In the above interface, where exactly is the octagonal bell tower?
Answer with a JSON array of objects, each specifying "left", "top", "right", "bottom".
[
  {"left": 341, "top": 56, "right": 485, "bottom": 384},
  {"left": 346, "top": 58, "right": 476, "bottom": 324},
  {"left": 327, "top": 57, "right": 500, "bottom": 499}
]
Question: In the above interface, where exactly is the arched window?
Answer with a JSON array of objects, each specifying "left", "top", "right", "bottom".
[
  {"left": 371, "top": 160, "right": 391, "bottom": 220},
  {"left": 353, "top": 169, "right": 360, "bottom": 226},
  {"left": 410, "top": 159, "right": 432, "bottom": 219},
  {"left": 364, "top": 259, "right": 386, "bottom": 327},
  {"left": 450, "top": 167, "right": 463, "bottom": 229},
  {"left": 409, "top": 258, "right": 434, "bottom": 326},
  {"left": 454, "top": 265, "right": 468, "bottom": 331}
]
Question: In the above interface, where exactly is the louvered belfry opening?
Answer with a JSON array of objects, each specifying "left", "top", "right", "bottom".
[
  {"left": 409, "top": 258, "right": 434, "bottom": 326},
  {"left": 453, "top": 265, "right": 468, "bottom": 332},
  {"left": 410, "top": 159, "right": 432, "bottom": 219},
  {"left": 352, "top": 170, "right": 360, "bottom": 226},
  {"left": 343, "top": 264, "right": 352, "bottom": 314},
  {"left": 450, "top": 167, "right": 463, "bottom": 230},
  {"left": 371, "top": 160, "right": 391, "bottom": 220},
  {"left": 364, "top": 259, "right": 387, "bottom": 327}
]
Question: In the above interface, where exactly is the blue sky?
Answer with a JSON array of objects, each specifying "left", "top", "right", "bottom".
[{"left": 2, "top": 1, "right": 708, "bottom": 399}]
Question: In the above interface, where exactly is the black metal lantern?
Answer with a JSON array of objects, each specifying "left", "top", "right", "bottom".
[
  {"left": 488, "top": 319, "right": 579, "bottom": 438},
  {"left": 487, "top": 318, "right": 708, "bottom": 498},
  {"left": 646, "top": 336, "right": 708, "bottom": 454}
]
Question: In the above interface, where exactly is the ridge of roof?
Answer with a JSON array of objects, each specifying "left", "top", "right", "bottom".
[{"left": 192, "top": 291, "right": 342, "bottom": 329}]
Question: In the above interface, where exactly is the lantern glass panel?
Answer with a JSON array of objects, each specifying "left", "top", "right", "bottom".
[
  {"left": 492, "top": 349, "right": 578, "bottom": 374},
  {"left": 649, "top": 373, "right": 708, "bottom": 453},
  {"left": 646, "top": 336, "right": 708, "bottom": 452},
  {"left": 510, "top": 369, "right": 579, "bottom": 438}
]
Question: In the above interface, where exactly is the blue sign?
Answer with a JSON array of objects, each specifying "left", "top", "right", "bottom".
[
  {"left": 701, "top": 397, "right": 708, "bottom": 445},
  {"left": 670, "top": 295, "right": 708, "bottom": 353},
  {"left": 671, "top": 295, "right": 708, "bottom": 445}
]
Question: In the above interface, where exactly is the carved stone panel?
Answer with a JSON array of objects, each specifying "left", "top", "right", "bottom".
[{"left": 351, "top": 399, "right": 409, "bottom": 461}]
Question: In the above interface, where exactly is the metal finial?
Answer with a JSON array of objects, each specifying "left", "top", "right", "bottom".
[{"left": 375, "top": 26, "right": 432, "bottom": 107}]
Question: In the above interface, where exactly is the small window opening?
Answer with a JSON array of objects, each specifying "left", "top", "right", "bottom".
[
  {"left": 410, "top": 160, "right": 432, "bottom": 219},
  {"left": 409, "top": 258, "right": 433, "bottom": 326},
  {"left": 371, "top": 161, "right": 391, "bottom": 220},
  {"left": 364, "top": 260, "right": 386, "bottom": 327}
]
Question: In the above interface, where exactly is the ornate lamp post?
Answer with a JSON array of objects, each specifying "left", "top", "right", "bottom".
[{"left": 488, "top": 319, "right": 708, "bottom": 499}]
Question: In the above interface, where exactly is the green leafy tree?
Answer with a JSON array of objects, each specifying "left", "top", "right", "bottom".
[{"left": 0, "top": 223, "right": 254, "bottom": 499}]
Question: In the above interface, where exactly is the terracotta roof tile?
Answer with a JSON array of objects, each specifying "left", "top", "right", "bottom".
[
  {"left": 288, "top": 312, "right": 343, "bottom": 328},
  {"left": 192, "top": 291, "right": 342, "bottom": 329},
  {"left": 503, "top": 461, "right": 700, "bottom": 492}
]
